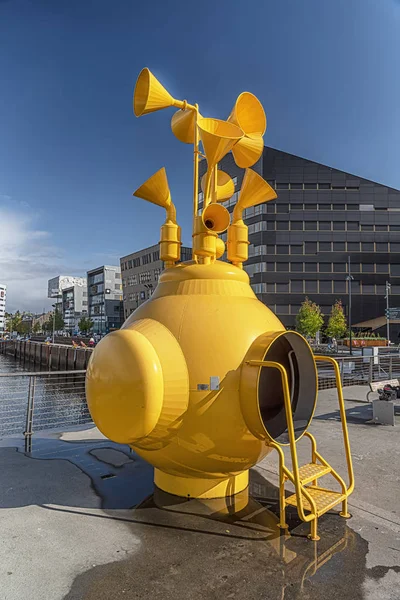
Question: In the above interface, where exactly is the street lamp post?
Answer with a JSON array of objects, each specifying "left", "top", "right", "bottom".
[
  {"left": 346, "top": 256, "right": 354, "bottom": 356},
  {"left": 385, "top": 281, "right": 391, "bottom": 345}
]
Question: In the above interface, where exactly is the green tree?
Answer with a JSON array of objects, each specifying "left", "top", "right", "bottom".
[
  {"left": 78, "top": 316, "right": 94, "bottom": 334},
  {"left": 296, "top": 297, "right": 324, "bottom": 339},
  {"left": 16, "top": 320, "right": 31, "bottom": 335},
  {"left": 326, "top": 300, "right": 347, "bottom": 339},
  {"left": 32, "top": 321, "right": 41, "bottom": 334},
  {"left": 43, "top": 309, "right": 64, "bottom": 333}
]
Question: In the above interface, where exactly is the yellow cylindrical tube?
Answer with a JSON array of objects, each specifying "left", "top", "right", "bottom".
[
  {"left": 227, "top": 219, "right": 249, "bottom": 265},
  {"left": 160, "top": 220, "right": 181, "bottom": 264},
  {"left": 193, "top": 215, "right": 217, "bottom": 258}
]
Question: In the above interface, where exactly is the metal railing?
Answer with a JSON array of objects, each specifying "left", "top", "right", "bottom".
[
  {"left": 0, "top": 370, "right": 91, "bottom": 451},
  {"left": 317, "top": 352, "right": 400, "bottom": 390}
]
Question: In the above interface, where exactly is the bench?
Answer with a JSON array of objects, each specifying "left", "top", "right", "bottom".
[{"left": 367, "top": 379, "right": 399, "bottom": 426}]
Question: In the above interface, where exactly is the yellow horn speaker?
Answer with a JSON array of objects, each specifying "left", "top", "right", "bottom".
[
  {"left": 228, "top": 92, "right": 266, "bottom": 168},
  {"left": 228, "top": 169, "right": 276, "bottom": 266},
  {"left": 171, "top": 109, "right": 202, "bottom": 144},
  {"left": 133, "top": 168, "right": 181, "bottom": 266},
  {"left": 202, "top": 203, "right": 230, "bottom": 233},
  {"left": 134, "top": 68, "right": 181, "bottom": 117},
  {"left": 200, "top": 169, "right": 235, "bottom": 202}
]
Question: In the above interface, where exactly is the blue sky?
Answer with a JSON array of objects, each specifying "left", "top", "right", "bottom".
[{"left": 1, "top": 0, "right": 400, "bottom": 311}]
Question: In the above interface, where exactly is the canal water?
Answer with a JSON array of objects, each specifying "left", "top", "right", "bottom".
[{"left": 0, "top": 353, "right": 91, "bottom": 438}]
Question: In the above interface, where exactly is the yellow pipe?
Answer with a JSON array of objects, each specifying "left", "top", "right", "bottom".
[
  {"left": 314, "top": 355, "right": 355, "bottom": 495},
  {"left": 192, "top": 104, "right": 199, "bottom": 260}
]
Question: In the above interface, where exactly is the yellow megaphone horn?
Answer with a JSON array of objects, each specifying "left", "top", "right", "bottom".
[
  {"left": 171, "top": 108, "right": 202, "bottom": 144},
  {"left": 197, "top": 118, "right": 243, "bottom": 205},
  {"left": 133, "top": 168, "right": 180, "bottom": 266},
  {"left": 233, "top": 168, "right": 276, "bottom": 221},
  {"left": 227, "top": 92, "right": 266, "bottom": 168},
  {"left": 200, "top": 169, "right": 235, "bottom": 202},
  {"left": 202, "top": 203, "right": 230, "bottom": 234},
  {"left": 133, "top": 68, "right": 195, "bottom": 117}
]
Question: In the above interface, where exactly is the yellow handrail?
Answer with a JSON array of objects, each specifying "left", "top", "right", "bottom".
[
  {"left": 314, "top": 355, "right": 355, "bottom": 495},
  {"left": 254, "top": 360, "right": 316, "bottom": 522}
]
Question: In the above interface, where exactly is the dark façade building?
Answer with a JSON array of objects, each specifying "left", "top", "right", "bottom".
[{"left": 198, "top": 148, "right": 400, "bottom": 341}]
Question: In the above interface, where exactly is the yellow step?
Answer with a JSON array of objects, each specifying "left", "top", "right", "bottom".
[
  {"left": 286, "top": 487, "right": 345, "bottom": 516},
  {"left": 297, "top": 463, "right": 331, "bottom": 485}
]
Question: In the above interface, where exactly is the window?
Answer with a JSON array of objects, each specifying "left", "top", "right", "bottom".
[
  {"left": 140, "top": 291, "right": 145, "bottom": 300},
  {"left": 360, "top": 204, "right": 374, "bottom": 211},
  {"left": 142, "top": 253, "right": 151, "bottom": 265},
  {"left": 290, "top": 203, "right": 303, "bottom": 211},
  {"left": 305, "top": 280, "right": 317, "bottom": 292},
  {"left": 277, "top": 204, "right": 289, "bottom": 213},
  {"left": 152, "top": 251, "right": 160, "bottom": 261},
  {"left": 319, "top": 221, "right": 331, "bottom": 230},
  {"left": 362, "top": 242, "right": 374, "bottom": 251},
  {"left": 333, "top": 263, "right": 346, "bottom": 272},
  {"left": 347, "top": 242, "right": 360, "bottom": 251},
  {"left": 267, "top": 221, "right": 276, "bottom": 231},
  {"left": 362, "top": 284, "right": 375, "bottom": 293},
  {"left": 276, "top": 304, "right": 289, "bottom": 314},
  {"left": 362, "top": 264, "right": 374, "bottom": 273},
  {"left": 305, "top": 221, "right": 317, "bottom": 230},
  {"left": 139, "top": 271, "right": 152, "bottom": 283},
  {"left": 332, "top": 185, "right": 345, "bottom": 190},
  {"left": 361, "top": 224, "right": 373, "bottom": 231},
  {"left": 347, "top": 204, "right": 359, "bottom": 210},
  {"left": 267, "top": 245, "right": 275, "bottom": 254},
  {"left": 121, "top": 263, "right": 125, "bottom": 271},
  {"left": 333, "top": 242, "right": 345, "bottom": 251},
  {"left": 266, "top": 282, "right": 275, "bottom": 292},
  {"left": 252, "top": 283, "right": 267, "bottom": 294},
  {"left": 305, "top": 242, "right": 317, "bottom": 254},
  {"left": 392, "top": 285, "right": 400, "bottom": 294},
  {"left": 391, "top": 265, "right": 400, "bottom": 276},
  {"left": 266, "top": 263, "right": 275, "bottom": 271},
  {"left": 267, "top": 204, "right": 276, "bottom": 213},
  {"left": 291, "top": 221, "right": 303, "bottom": 230},
  {"left": 276, "top": 182, "right": 289, "bottom": 189},
  {"left": 291, "top": 245, "right": 303, "bottom": 255},
  {"left": 376, "top": 264, "right": 388, "bottom": 273},
  {"left": 133, "top": 257, "right": 140, "bottom": 268},
  {"left": 319, "top": 183, "right": 331, "bottom": 190},
  {"left": 347, "top": 222, "right": 359, "bottom": 231},
  {"left": 277, "top": 221, "right": 289, "bottom": 230},
  {"left": 319, "top": 281, "right": 332, "bottom": 293},
  {"left": 290, "top": 183, "right": 303, "bottom": 190},
  {"left": 375, "top": 225, "right": 388, "bottom": 232},
  {"left": 277, "top": 262, "right": 289, "bottom": 272},
  {"left": 319, "top": 263, "right": 332, "bottom": 272},
  {"left": 390, "top": 225, "right": 400, "bottom": 231},
  {"left": 276, "top": 283, "right": 289, "bottom": 293},
  {"left": 391, "top": 243, "right": 400, "bottom": 252},
  {"left": 290, "top": 305, "right": 301, "bottom": 314},
  {"left": 114, "top": 284, "right": 121, "bottom": 290},
  {"left": 376, "top": 243, "right": 388, "bottom": 252},
  {"left": 333, "top": 222, "right": 345, "bottom": 230},
  {"left": 305, "top": 263, "right": 317, "bottom": 272},
  {"left": 333, "top": 281, "right": 346, "bottom": 293},
  {"left": 304, "top": 183, "right": 317, "bottom": 189},
  {"left": 333, "top": 204, "right": 345, "bottom": 211},
  {"left": 128, "top": 260, "right": 133, "bottom": 269},
  {"left": 277, "top": 245, "right": 289, "bottom": 254},
  {"left": 291, "top": 263, "right": 303, "bottom": 272},
  {"left": 319, "top": 242, "right": 331, "bottom": 251},
  {"left": 305, "top": 203, "right": 317, "bottom": 210},
  {"left": 290, "top": 280, "right": 303, "bottom": 292}
]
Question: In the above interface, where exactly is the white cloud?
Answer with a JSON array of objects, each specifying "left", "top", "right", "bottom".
[{"left": 0, "top": 203, "right": 79, "bottom": 313}]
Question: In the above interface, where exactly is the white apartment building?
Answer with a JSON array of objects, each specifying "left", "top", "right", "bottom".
[{"left": 0, "top": 284, "right": 6, "bottom": 333}]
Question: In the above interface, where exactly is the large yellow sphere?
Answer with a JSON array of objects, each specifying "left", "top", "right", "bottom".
[{"left": 86, "top": 260, "right": 317, "bottom": 498}]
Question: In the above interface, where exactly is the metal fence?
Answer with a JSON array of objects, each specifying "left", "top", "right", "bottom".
[
  {"left": 317, "top": 352, "right": 400, "bottom": 390},
  {"left": 0, "top": 370, "right": 91, "bottom": 451}
]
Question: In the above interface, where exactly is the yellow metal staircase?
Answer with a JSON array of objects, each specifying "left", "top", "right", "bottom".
[{"left": 260, "top": 355, "right": 355, "bottom": 541}]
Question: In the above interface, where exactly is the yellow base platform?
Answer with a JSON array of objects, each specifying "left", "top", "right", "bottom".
[{"left": 154, "top": 469, "right": 249, "bottom": 499}]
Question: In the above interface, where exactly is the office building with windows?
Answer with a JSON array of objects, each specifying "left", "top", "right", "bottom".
[
  {"left": 62, "top": 284, "right": 88, "bottom": 334},
  {"left": 121, "top": 244, "right": 192, "bottom": 319},
  {"left": 87, "top": 266, "right": 123, "bottom": 335},
  {"left": 0, "top": 284, "right": 6, "bottom": 333},
  {"left": 199, "top": 148, "right": 400, "bottom": 339}
]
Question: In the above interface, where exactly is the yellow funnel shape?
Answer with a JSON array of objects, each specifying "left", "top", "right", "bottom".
[
  {"left": 200, "top": 169, "right": 235, "bottom": 202},
  {"left": 228, "top": 92, "right": 266, "bottom": 135},
  {"left": 134, "top": 68, "right": 175, "bottom": 117},
  {"left": 202, "top": 203, "right": 230, "bottom": 233},
  {"left": 197, "top": 118, "right": 244, "bottom": 170},
  {"left": 233, "top": 168, "right": 277, "bottom": 220},
  {"left": 232, "top": 133, "right": 264, "bottom": 168},
  {"left": 171, "top": 109, "right": 202, "bottom": 144},
  {"left": 133, "top": 167, "right": 171, "bottom": 209}
]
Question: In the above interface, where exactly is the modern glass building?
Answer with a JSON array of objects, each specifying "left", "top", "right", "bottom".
[{"left": 199, "top": 148, "right": 400, "bottom": 340}]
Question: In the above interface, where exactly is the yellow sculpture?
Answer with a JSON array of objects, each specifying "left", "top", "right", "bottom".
[{"left": 86, "top": 68, "right": 354, "bottom": 541}]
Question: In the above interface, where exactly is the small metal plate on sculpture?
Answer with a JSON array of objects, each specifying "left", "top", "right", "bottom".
[
  {"left": 210, "top": 376, "right": 220, "bottom": 391},
  {"left": 197, "top": 383, "right": 209, "bottom": 391}
]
